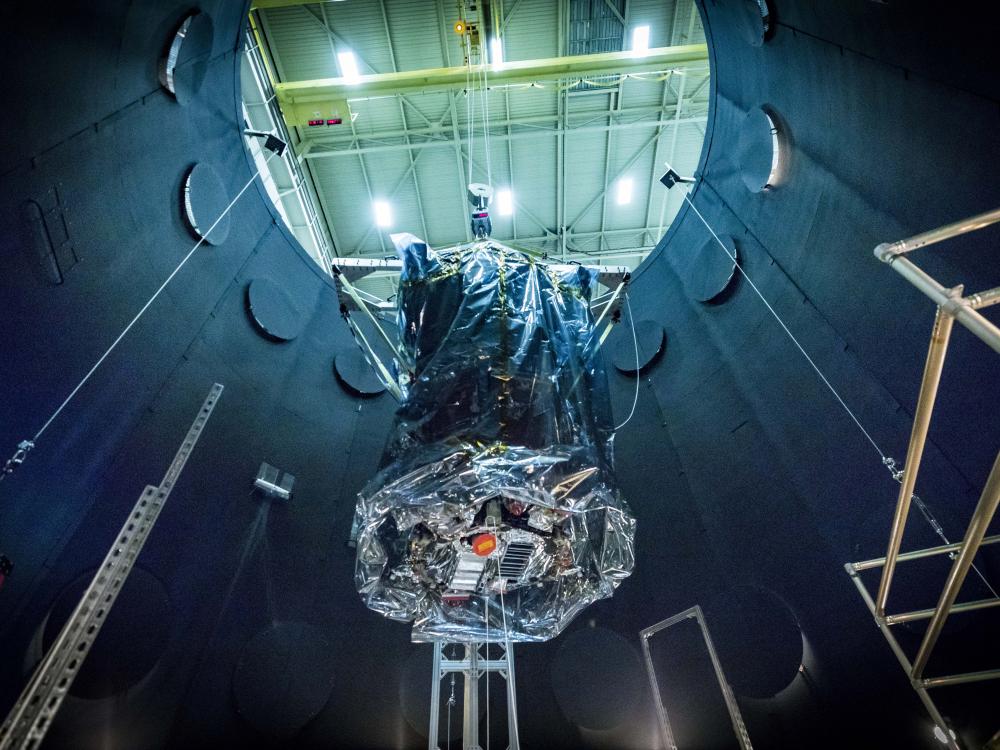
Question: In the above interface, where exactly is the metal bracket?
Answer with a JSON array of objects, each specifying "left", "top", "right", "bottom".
[{"left": 1, "top": 440, "right": 35, "bottom": 481}]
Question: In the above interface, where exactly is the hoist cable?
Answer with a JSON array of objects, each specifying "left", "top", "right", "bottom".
[
  {"left": 2, "top": 151, "right": 276, "bottom": 481},
  {"left": 613, "top": 293, "right": 640, "bottom": 431}
]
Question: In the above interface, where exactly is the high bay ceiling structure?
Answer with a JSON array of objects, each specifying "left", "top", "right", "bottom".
[
  {"left": 245, "top": 0, "right": 710, "bottom": 299},
  {"left": 0, "top": 2, "right": 999, "bottom": 750}
]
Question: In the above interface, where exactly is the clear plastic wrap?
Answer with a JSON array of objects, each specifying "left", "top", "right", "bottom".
[{"left": 354, "top": 235, "right": 635, "bottom": 642}]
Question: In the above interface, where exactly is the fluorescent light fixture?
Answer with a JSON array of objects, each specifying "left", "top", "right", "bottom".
[
  {"left": 373, "top": 200, "right": 392, "bottom": 227},
  {"left": 337, "top": 51, "right": 360, "bottom": 83},
  {"left": 616, "top": 177, "right": 634, "bottom": 205},
  {"left": 631, "top": 25, "right": 650, "bottom": 55},
  {"left": 490, "top": 37, "right": 504, "bottom": 70},
  {"left": 497, "top": 188, "right": 513, "bottom": 216}
]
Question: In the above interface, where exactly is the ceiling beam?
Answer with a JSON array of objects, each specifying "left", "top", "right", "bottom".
[
  {"left": 302, "top": 102, "right": 708, "bottom": 144},
  {"left": 253, "top": 0, "right": 352, "bottom": 7},
  {"left": 275, "top": 44, "right": 708, "bottom": 125},
  {"left": 303, "top": 114, "right": 707, "bottom": 159}
]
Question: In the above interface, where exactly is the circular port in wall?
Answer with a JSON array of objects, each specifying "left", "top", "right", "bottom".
[
  {"left": 246, "top": 277, "right": 306, "bottom": 341},
  {"left": 682, "top": 234, "right": 738, "bottom": 302},
  {"left": 183, "top": 162, "right": 231, "bottom": 245},
  {"left": 737, "top": 107, "right": 787, "bottom": 192},
  {"left": 613, "top": 320, "right": 666, "bottom": 374},
  {"left": 160, "top": 11, "right": 214, "bottom": 105}
]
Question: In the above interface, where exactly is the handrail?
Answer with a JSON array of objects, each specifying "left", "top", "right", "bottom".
[
  {"left": 874, "top": 206, "right": 1000, "bottom": 257},
  {"left": 874, "top": 207, "right": 1000, "bottom": 355}
]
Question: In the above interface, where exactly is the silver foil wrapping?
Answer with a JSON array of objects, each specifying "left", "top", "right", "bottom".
[{"left": 354, "top": 235, "right": 636, "bottom": 642}]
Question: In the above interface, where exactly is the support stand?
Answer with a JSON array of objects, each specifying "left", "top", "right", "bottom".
[{"left": 428, "top": 641, "right": 520, "bottom": 750}]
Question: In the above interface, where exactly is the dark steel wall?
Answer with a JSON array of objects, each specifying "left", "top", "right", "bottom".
[{"left": 0, "top": 1, "right": 996, "bottom": 748}]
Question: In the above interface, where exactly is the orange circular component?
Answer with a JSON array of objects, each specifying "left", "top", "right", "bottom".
[
  {"left": 471, "top": 533, "right": 497, "bottom": 556},
  {"left": 454, "top": 21, "right": 466, "bottom": 34}
]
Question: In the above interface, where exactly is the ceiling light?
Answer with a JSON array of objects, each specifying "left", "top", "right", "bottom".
[
  {"left": 338, "top": 51, "right": 360, "bottom": 83},
  {"left": 374, "top": 200, "right": 392, "bottom": 227},
  {"left": 631, "top": 25, "right": 650, "bottom": 56},
  {"left": 490, "top": 38, "right": 504, "bottom": 70},
  {"left": 616, "top": 177, "right": 633, "bottom": 205},
  {"left": 497, "top": 188, "right": 513, "bottom": 216}
]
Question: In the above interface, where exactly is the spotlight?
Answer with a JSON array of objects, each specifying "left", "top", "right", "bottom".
[
  {"left": 631, "top": 25, "right": 650, "bottom": 56},
  {"left": 659, "top": 163, "right": 696, "bottom": 189},
  {"left": 243, "top": 129, "right": 287, "bottom": 157}
]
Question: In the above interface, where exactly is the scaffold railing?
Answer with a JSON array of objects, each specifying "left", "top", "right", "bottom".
[{"left": 846, "top": 206, "right": 1000, "bottom": 750}]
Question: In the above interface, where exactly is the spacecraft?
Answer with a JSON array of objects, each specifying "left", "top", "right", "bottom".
[{"left": 338, "top": 188, "right": 636, "bottom": 642}]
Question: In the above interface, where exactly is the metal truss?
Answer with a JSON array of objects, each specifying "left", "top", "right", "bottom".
[
  {"left": 845, "top": 206, "right": 1000, "bottom": 750},
  {"left": 428, "top": 641, "right": 520, "bottom": 750}
]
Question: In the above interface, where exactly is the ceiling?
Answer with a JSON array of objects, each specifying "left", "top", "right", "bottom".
[{"left": 249, "top": 0, "right": 710, "bottom": 297}]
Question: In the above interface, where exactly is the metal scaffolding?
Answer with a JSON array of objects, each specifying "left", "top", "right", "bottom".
[
  {"left": 846, "top": 206, "right": 1000, "bottom": 750},
  {"left": 428, "top": 641, "right": 520, "bottom": 750}
]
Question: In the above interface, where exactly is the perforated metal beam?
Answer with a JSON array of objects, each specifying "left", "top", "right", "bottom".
[{"left": 0, "top": 384, "right": 224, "bottom": 750}]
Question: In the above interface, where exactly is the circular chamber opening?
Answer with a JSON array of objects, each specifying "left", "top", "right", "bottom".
[
  {"left": 551, "top": 627, "right": 646, "bottom": 730},
  {"left": 34, "top": 567, "right": 170, "bottom": 700},
  {"left": 334, "top": 347, "right": 387, "bottom": 396},
  {"left": 682, "top": 234, "right": 739, "bottom": 302},
  {"left": 703, "top": 584, "right": 804, "bottom": 699},
  {"left": 183, "top": 162, "right": 231, "bottom": 245},
  {"left": 160, "top": 11, "right": 214, "bottom": 104},
  {"left": 233, "top": 622, "right": 336, "bottom": 738},
  {"left": 613, "top": 319, "right": 666, "bottom": 373},
  {"left": 239, "top": 2, "right": 710, "bottom": 302},
  {"left": 245, "top": 277, "right": 306, "bottom": 341},
  {"left": 738, "top": 0, "right": 773, "bottom": 47},
  {"left": 737, "top": 106, "right": 787, "bottom": 192}
]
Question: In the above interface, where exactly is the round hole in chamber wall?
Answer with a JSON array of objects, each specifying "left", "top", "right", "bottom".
[
  {"left": 682, "top": 234, "right": 739, "bottom": 302},
  {"left": 613, "top": 320, "right": 666, "bottom": 373},
  {"left": 35, "top": 567, "right": 171, "bottom": 700},
  {"left": 738, "top": 0, "right": 773, "bottom": 46},
  {"left": 182, "top": 162, "right": 231, "bottom": 245},
  {"left": 159, "top": 11, "right": 214, "bottom": 104},
  {"left": 737, "top": 106, "right": 788, "bottom": 192},
  {"left": 551, "top": 627, "right": 646, "bottom": 730},
  {"left": 233, "top": 622, "right": 336, "bottom": 738},
  {"left": 245, "top": 277, "right": 307, "bottom": 341}
]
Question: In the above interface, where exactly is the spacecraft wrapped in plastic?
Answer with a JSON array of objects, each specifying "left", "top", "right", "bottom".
[{"left": 354, "top": 234, "right": 635, "bottom": 642}]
